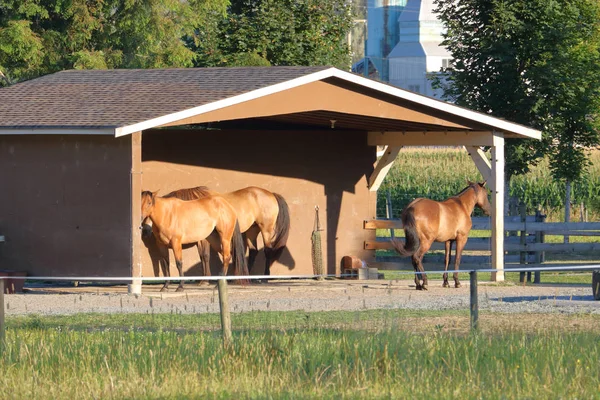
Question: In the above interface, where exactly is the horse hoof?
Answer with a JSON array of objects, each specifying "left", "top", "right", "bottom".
[
  {"left": 422, "top": 284, "right": 428, "bottom": 291},
  {"left": 198, "top": 281, "right": 210, "bottom": 286},
  {"left": 443, "top": 282, "right": 450, "bottom": 288},
  {"left": 455, "top": 282, "right": 462, "bottom": 288},
  {"left": 160, "top": 287, "right": 168, "bottom": 292},
  {"left": 176, "top": 287, "right": 185, "bottom": 292}
]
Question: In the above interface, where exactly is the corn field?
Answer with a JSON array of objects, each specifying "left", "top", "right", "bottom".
[{"left": 378, "top": 147, "right": 600, "bottom": 222}]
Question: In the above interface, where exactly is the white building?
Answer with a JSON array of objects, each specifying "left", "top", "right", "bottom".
[{"left": 387, "top": 0, "right": 451, "bottom": 98}]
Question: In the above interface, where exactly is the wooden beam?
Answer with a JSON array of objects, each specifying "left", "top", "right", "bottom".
[
  {"left": 368, "top": 145, "right": 402, "bottom": 192},
  {"left": 466, "top": 146, "right": 493, "bottom": 191},
  {"left": 129, "top": 131, "right": 143, "bottom": 294},
  {"left": 368, "top": 131, "right": 493, "bottom": 146},
  {"left": 490, "top": 132, "right": 505, "bottom": 282}
]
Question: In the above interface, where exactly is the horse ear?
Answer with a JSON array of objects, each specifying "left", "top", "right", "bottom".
[
  {"left": 152, "top": 190, "right": 160, "bottom": 198},
  {"left": 479, "top": 181, "right": 487, "bottom": 188},
  {"left": 466, "top": 179, "right": 474, "bottom": 186}
]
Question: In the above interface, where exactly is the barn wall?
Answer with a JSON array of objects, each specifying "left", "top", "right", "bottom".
[
  {"left": 0, "top": 135, "right": 132, "bottom": 276},
  {"left": 141, "top": 128, "right": 377, "bottom": 278}
]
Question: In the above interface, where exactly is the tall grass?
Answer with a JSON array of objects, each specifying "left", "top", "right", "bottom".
[
  {"left": 1, "top": 312, "right": 600, "bottom": 399},
  {"left": 379, "top": 147, "right": 600, "bottom": 221}
]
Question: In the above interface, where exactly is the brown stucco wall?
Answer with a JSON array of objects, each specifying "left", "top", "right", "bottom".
[
  {"left": 141, "top": 128, "right": 377, "bottom": 278},
  {"left": 0, "top": 135, "right": 132, "bottom": 276}
]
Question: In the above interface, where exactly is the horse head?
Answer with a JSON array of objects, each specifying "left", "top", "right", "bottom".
[
  {"left": 472, "top": 181, "right": 491, "bottom": 216},
  {"left": 141, "top": 190, "right": 159, "bottom": 224}
]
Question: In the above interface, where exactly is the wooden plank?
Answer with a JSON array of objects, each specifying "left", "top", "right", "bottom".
[
  {"left": 366, "top": 239, "right": 600, "bottom": 253},
  {"left": 491, "top": 131, "right": 504, "bottom": 282},
  {"left": 370, "top": 261, "right": 598, "bottom": 271},
  {"left": 368, "top": 131, "right": 494, "bottom": 146},
  {"left": 364, "top": 219, "right": 600, "bottom": 232},
  {"left": 368, "top": 146, "right": 402, "bottom": 192},
  {"left": 377, "top": 254, "right": 535, "bottom": 264},
  {"left": 466, "top": 146, "right": 493, "bottom": 191}
]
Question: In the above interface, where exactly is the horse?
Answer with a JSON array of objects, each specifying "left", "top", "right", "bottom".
[
  {"left": 391, "top": 181, "right": 491, "bottom": 290},
  {"left": 142, "top": 186, "right": 290, "bottom": 281},
  {"left": 141, "top": 190, "right": 248, "bottom": 291}
]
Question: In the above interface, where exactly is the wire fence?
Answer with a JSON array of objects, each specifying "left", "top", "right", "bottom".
[{"left": 1, "top": 264, "right": 599, "bottom": 344}]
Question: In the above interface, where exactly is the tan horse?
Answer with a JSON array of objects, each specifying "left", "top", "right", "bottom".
[
  {"left": 392, "top": 181, "right": 491, "bottom": 290},
  {"left": 143, "top": 186, "right": 290, "bottom": 280},
  {"left": 141, "top": 190, "right": 248, "bottom": 291}
]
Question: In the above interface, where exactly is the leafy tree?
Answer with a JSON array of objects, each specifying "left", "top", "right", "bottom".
[
  {"left": 0, "top": 0, "right": 229, "bottom": 85},
  {"left": 433, "top": 0, "right": 600, "bottom": 190},
  {"left": 193, "top": 0, "right": 354, "bottom": 69}
]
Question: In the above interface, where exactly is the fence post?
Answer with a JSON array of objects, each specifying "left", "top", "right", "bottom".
[
  {"left": 386, "top": 190, "right": 395, "bottom": 239},
  {"left": 0, "top": 279, "right": 4, "bottom": 346},
  {"left": 519, "top": 204, "right": 528, "bottom": 283},
  {"left": 534, "top": 210, "right": 545, "bottom": 284},
  {"left": 217, "top": 279, "right": 232, "bottom": 346},
  {"left": 470, "top": 271, "right": 478, "bottom": 331}
]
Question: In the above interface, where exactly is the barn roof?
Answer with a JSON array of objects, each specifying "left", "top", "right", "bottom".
[{"left": 0, "top": 66, "right": 541, "bottom": 140}]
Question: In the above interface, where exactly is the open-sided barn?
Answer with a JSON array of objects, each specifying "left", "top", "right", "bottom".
[{"left": 0, "top": 66, "right": 540, "bottom": 289}]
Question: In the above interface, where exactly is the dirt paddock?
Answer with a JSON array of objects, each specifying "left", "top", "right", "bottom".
[{"left": 5, "top": 278, "right": 599, "bottom": 321}]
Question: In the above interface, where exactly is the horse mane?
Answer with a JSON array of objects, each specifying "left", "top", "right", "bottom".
[{"left": 163, "top": 186, "right": 213, "bottom": 201}]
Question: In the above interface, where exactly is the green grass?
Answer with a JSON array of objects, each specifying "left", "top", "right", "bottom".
[{"left": 1, "top": 311, "right": 600, "bottom": 399}]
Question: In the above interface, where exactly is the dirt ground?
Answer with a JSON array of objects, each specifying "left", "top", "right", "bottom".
[{"left": 5, "top": 278, "right": 598, "bottom": 324}]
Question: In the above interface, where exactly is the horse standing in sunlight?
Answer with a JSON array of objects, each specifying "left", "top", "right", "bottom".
[
  {"left": 141, "top": 190, "right": 248, "bottom": 291},
  {"left": 392, "top": 181, "right": 491, "bottom": 290},
  {"left": 143, "top": 186, "right": 290, "bottom": 281}
]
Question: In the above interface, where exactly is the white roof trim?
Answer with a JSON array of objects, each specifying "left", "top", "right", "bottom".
[
  {"left": 114, "top": 68, "right": 339, "bottom": 137},
  {"left": 0, "top": 128, "right": 115, "bottom": 135},
  {"left": 108, "top": 67, "right": 540, "bottom": 140},
  {"left": 329, "top": 69, "right": 541, "bottom": 140}
]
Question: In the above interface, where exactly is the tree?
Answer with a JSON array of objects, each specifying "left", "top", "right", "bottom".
[
  {"left": 433, "top": 0, "right": 600, "bottom": 197},
  {"left": 193, "top": 0, "right": 354, "bottom": 69},
  {"left": 0, "top": 0, "right": 229, "bottom": 85}
]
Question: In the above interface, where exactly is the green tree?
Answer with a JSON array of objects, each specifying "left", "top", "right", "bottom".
[
  {"left": 0, "top": 0, "right": 229, "bottom": 85},
  {"left": 433, "top": 0, "right": 600, "bottom": 190},
  {"left": 193, "top": 0, "right": 354, "bottom": 69}
]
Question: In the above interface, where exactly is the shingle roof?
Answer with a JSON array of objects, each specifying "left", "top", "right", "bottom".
[{"left": 0, "top": 66, "right": 330, "bottom": 129}]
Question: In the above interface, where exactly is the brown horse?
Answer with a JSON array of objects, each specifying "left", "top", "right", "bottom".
[
  {"left": 392, "top": 181, "right": 491, "bottom": 290},
  {"left": 141, "top": 190, "right": 248, "bottom": 291},
  {"left": 143, "top": 186, "right": 290, "bottom": 280}
]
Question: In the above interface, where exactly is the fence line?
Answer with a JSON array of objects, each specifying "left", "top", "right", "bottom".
[{"left": 0, "top": 264, "right": 598, "bottom": 343}]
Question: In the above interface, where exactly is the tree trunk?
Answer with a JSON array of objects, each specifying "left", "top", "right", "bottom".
[{"left": 564, "top": 180, "right": 571, "bottom": 244}]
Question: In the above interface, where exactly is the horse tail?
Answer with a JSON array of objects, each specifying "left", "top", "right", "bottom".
[
  {"left": 271, "top": 193, "right": 291, "bottom": 251},
  {"left": 391, "top": 208, "right": 420, "bottom": 257},
  {"left": 231, "top": 219, "right": 250, "bottom": 284}
]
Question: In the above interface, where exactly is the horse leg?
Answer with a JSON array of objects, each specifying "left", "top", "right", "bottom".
[
  {"left": 157, "top": 242, "right": 171, "bottom": 292},
  {"left": 453, "top": 235, "right": 468, "bottom": 288},
  {"left": 245, "top": 226, "right": 260, "bottom": 273},
  {"left": 412, "top": 241, "right": 432, "bottom": 290},
  {"left": 443, "top": 240, "right": 454, "bottom": 288},
  {"left": 171, "top": 238, "right": 185, "bottom": 292},
  {"left": 220, "top": 235, "right": 232, "bottom": 277},
  {"left": 197, "top": 239, "right": 211, "bottom": 286}
]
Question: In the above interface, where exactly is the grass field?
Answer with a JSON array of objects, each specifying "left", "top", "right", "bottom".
[{"left": 1, "top": 311, "right": 600, "bottom": 399}]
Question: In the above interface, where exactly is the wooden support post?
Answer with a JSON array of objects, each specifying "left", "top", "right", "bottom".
[
  {"left": 519, "top": 204, "right": 529, "bottom": 283},
  {"left": 385, "top": 190, "right": 395, "bottom": 239},
  {"left": 534, "top": 210, "right": 545, "bottom": 284},
  {"left": 0, "top": 279, "right": 4, "bottom": 345},
  {"left": 217, "top": 279, "right": 232, "bottom": 346},
  {"left": 491, "top": 132, "right": 505, "bottom": 282},
  {"left": 470, "top": 271, "right": 478, "bottom": 331},
  {"left": 368, "top": 145, "right": 402, "bottom": 192},
  {"left": 129, "top": 131, "right": 143, "bottom": 294}
]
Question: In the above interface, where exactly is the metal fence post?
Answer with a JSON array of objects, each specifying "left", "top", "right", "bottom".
[
  {"left": 470, "top": 271, "right": 478, "bottom": 331},
  {"left": 217, "top": 279, "right": 232, "bottom": 346}
]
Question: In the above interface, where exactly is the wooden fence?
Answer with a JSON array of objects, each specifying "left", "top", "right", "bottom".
[{"left": 364, "top": 214, "right": 600, "bottom": 282}]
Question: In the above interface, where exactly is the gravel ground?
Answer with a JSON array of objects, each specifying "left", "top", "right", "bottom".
[{"left": 4, "top": 278, "right": 599, "bottom": 316}]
